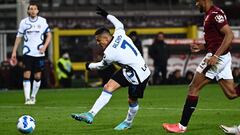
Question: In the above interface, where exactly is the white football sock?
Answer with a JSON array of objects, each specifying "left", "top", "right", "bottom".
[
  {"left": 89, "top": 90, "right": 112, "bottom": 116},
  {"left": 23, "top": 80, "right": 31, "bottom": 101},
  {"left": 31, "top": 80, "right": 41, "bottom": 98},
  {"left": 179, "top": 123, "right": 187, "bottom": 130},
  {"left": 125, "top": 103, "right": 139, "bottom": 123}
]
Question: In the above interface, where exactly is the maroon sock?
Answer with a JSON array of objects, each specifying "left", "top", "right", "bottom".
[{"left": 180, "top": 95, "right": 199, "bottom": 127}]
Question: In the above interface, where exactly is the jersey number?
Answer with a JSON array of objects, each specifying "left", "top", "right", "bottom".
[{"left": 121, "top": 40, "right": 138, "bottom": 56}]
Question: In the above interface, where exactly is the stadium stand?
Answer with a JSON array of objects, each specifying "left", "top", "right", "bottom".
[
  {"left": 0, "top": 0, "right": 239, "bottom": 88},
  {"left": 0, "top": 0, "right": 240, "bottom": 30}
]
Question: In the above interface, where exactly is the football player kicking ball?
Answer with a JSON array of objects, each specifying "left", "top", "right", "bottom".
[
  {"left": 71, "top": 6, "right": 150, "bottom": 130},
  {"left": 220, "top": 125, "right": 240, "bottom": 135},
  {"left": 162, "top": 0, "right": 240, "bottom": 133}
]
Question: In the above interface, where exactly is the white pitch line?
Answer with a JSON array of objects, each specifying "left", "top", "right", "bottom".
[
  {"left": 0, "top": 106, "right": 239, "bottom": 112},
  {"left": 141, "top": 107, "right": 240, "bottom": 111}
]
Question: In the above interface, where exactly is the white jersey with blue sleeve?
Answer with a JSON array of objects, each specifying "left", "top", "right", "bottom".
[
  {"left": 89, "top": 14, "right": 151, "bottom": 84},
  {"left": 17, "top": 16, "right": 50, "bottom": 57}
]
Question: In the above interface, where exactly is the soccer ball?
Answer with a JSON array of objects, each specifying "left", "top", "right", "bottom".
[{"left": 17, "top": 115, "right": 36, "bottom": 134}]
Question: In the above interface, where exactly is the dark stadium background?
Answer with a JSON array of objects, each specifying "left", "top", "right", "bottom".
[{"left": 0, "top": 0, "right": 239, "bottom": 88}]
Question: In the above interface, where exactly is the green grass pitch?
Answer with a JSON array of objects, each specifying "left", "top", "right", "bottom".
[{"left": 0, "top": 84, "right": 239, "bottom": 135}]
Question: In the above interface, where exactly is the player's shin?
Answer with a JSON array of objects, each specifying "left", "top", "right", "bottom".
[
  {"left": 23, "top": 79, "right": 31, "bottom": 102},
  {"left": 89, "top": 90, "right": 112, "bottom": 116},
  {"left": 125, "top": 102, "right": 139, "bottom": 123},
  {"left": 31, "top": 79, "right": 41, "bottom": 99},
  {"left": 179, "top": 95, "right": 199, "bottom": 127}
]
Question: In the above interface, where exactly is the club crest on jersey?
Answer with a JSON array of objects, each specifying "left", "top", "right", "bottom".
[
  {"left": 112, "top": 35, "right": 122, "bottom": 48},
  {"left": 215, "top": 14, "right": 224, "bottom": 23}
]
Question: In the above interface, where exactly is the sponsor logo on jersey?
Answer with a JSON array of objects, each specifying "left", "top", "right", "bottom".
[
  {"left": 215, "top": 14, "right": 225, "bottom": 23},
  {"left": 27, "top": 30, "right": 40, "bottom": 34}
]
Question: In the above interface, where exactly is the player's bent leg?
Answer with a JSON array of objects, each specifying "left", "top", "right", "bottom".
[
  {"left": 180, "top": 72, "right": 209, "bottom": 126},
  {"left": 71, "top": 90, "right": 111, "bottom": 124},
  {"left": 71, "top": 91, "right": 111, "bottom": 125},
  {"left": 162, "top": 72, "right": 210, "bottom": 133},
  {"left": 187, "top": 72, "right": 211, "bottom": 96},
  {"left": 87, "top": 79, "right": 121, "bottom": 117},
  {"left": 71, "top": 80, "right": 121, "bottom": 125},
  {"left": 218, "top": 79, "right": 239, "bottom": 99},
  {"left": 103, "top": 79, "right": 121, "bottom": 93},
  {"left": 71, "top": 112, "right": 94, "bottom": 124}
]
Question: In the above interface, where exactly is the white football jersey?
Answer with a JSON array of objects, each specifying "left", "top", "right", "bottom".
[
  {"left": 17, "top": 16, "right": 50, "bottom": 57},
  {"left": 89, "top": 15, "right": 151, "bottom": 84}
]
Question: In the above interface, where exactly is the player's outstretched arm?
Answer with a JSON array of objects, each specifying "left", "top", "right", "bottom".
[
  {"left": 86, "top": 60, "right": 108, "bottom": 71},
  {"left": 96, "top": 6, "right": 124, "bottom": 30}
]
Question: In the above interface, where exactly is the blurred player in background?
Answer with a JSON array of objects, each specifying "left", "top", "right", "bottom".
[
  {"left": 220, "top": 125, "right": 240, "bottom": 135},
  {"left": 11, "top": 2, "right": 51, "bottom": 105},
  {"left": 71, "top": 6, "right": 151, "bottom": 130},
  {"left": 163, "top": 0, "right": 240, "bottom": 133},
  {"left": 148, "top": 32, "right": 169, "bottom": 84}
]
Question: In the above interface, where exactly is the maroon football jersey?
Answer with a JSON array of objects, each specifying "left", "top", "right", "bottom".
[{"left": 204, "top": 6, "right": 230, "bottom": 54}]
